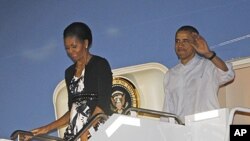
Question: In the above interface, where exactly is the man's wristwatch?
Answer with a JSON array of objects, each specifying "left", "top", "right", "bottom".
[{"left": 208, "top": 51, "right": 216, "bottom": 60}]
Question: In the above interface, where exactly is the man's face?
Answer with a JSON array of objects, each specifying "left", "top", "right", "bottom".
[{"left": 175, "top": 30, "right": 196, "bottom": 64}]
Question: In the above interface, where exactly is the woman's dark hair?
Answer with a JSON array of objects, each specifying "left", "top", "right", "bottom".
[
  {"left": 63, "top": 22, "right": 92, "bottom": 48},
  {"left": 176, "top": 25, "right": 199, "bottom": 36}
]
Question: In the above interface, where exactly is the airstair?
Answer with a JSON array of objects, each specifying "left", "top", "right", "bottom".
[{"left": 10, "top": 107, "right": 250, "bottom": 141}]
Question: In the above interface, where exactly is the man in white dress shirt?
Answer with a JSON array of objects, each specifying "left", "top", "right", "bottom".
[{"left": 162, "top": 25, "right": 235, "bottom": 122}]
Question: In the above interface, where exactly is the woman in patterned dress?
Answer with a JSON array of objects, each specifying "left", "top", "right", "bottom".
[{"left": 31, "top": 22, "right": 112, "bottom": 141}]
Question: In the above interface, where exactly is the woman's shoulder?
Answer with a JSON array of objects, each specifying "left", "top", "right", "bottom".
[
  {"left": 65, "top": 63, "right": 76, "bottom": 76},
  {"left": 65, "top": 63, "right": 75, "bottom": 70},
  {"left": 92, "top": 55, "right": 108, "bottom": 61},
  {"left": 90, "top": 55, "right": 110, "bottom": 65},
  {"left": 90, "top": 55, "right": 112, "bottom": 74}
]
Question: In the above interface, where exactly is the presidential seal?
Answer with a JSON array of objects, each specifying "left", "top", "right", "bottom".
[{"left": 111, "top": 77, "right": 140, "bottom": 114}]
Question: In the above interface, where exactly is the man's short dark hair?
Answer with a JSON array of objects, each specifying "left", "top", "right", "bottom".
[{"left": 176, "top": 25, "right": 199, "bottom": 35}]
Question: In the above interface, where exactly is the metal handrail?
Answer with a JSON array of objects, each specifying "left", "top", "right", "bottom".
[
  {"left": 11, "top": 130, "right": 32, "bottom": 140},
  {"left": 10, "top": 113, "right": 108, "bottom": 141},
  {"left": 224, "top": 107, "right": 250, "bottom": 141},
  {"left": 124, "top": 107, "right": 184, "bottom": 125},
  {"left": 70, "top": 113, "right": 108, "bottom": 141},
  {"left": 10, "top": 130, "right": 64, "bottom": 141}
]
